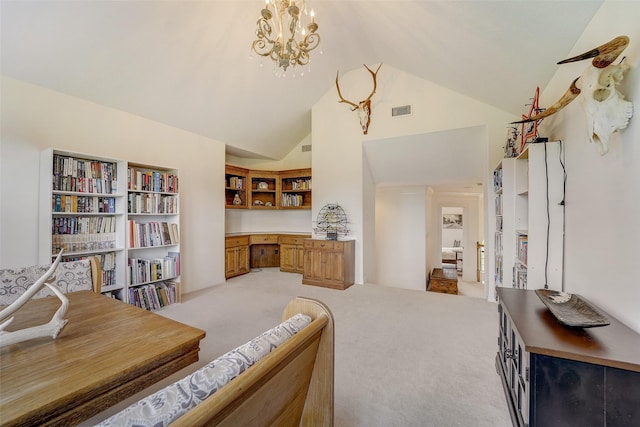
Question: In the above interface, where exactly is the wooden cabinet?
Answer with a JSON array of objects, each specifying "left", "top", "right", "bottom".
[
  {"left": 279, "top": 235, "right": 307, "bottom": 273},
  {"left": 496, "top": 288, "right": 640, "bottom": 427},
  {"left": 225, "top": 236, "right": 250, "bottom": 278},
  {"left": 302, "top": 239, "right": 355, "bottom": 290}
]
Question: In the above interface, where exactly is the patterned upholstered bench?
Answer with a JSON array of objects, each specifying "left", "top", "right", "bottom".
[
  {"left": 0, "top": 257, "right": 102, "bottom": 305},
  {"left": 95, "top": 297, "right": 335, "bottom": 427}
]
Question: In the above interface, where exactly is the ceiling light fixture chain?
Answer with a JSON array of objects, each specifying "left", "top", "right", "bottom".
[{"left": 251, "top": 0, "right": 320, "bottom": 76}]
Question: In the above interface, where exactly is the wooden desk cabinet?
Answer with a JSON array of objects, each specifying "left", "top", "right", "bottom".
[
  {"left": 225, "top": 236, "right": 250, "bottom": 278},
  {"left": 302, "top": 239, "right": 355, "bottom": 290},
  {"left": 496, "top": 288, "right": 640, "bottom": 427},
  {"left": 279, "top": 235, "right": 306, "bottom": 273}
]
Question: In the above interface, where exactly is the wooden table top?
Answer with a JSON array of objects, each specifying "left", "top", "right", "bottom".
[
  {"left": 498, "top": 288, "right": 640, "bottom": 372},
  {"left": 0, "top": 291, "right": 205, "bottom": 426}
]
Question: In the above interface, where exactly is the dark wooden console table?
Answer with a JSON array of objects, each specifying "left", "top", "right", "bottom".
[
  {"left": 0, "top": 291, "right": 205, "bottom": 426},
  {"left": 496, "top": 288, "right": 640, "bottom": 427}
]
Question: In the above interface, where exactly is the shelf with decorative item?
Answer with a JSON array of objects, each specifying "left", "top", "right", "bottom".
[
  {"left": 225, "top": 164, "right": 248, "bottom": 209},
  {"left": 249, "top": 172, "right": 279, "bottom": 209}
]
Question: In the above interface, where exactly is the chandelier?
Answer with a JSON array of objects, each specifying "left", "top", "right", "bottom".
[{"left": 251, "top": 0, "right": 321, "bottom": 76}]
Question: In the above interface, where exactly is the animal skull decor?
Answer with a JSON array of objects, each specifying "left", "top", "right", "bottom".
[
  {"left": 513, "top": 36, "right": 633, "bottom": 155},
  {"left": 336, "top": 63, "right": 382, "bottom": 135}
]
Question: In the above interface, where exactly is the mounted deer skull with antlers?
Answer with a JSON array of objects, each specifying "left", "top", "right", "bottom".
[{"left": 336, "top": 63, "right": 382, "bottom": 135}]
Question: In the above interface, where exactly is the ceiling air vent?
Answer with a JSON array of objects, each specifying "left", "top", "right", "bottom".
[
  {"left": 301, "top": 144, "right": 312, "bottom": 152},
  {"left": 391, "top": 105, "right": 412, "bottom": 117}
]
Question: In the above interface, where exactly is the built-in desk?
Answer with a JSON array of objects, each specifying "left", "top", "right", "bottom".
[
  {"left": 0, "top": 291, "right": 205, "bottom": 426},
  {"left": 225, "top": 233, "right": 311, "bottom": 278}
]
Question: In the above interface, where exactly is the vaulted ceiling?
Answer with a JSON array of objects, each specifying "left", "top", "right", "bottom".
[{"left": 1, "top": 1, "right": 603, "bottom": 160}]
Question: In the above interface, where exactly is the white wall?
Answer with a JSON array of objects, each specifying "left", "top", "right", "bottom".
[
  {"left": 313, "top": 64, "right": 514, "bottom": 284},
  {"left": 537, "top": 1, "right": 640, "bottom": 331},
  {"left": 374, "top": 186, "right": 426, "bottom": 290},
  {"left": 0, "top": 77, "right": 226, "bottom": 294}
]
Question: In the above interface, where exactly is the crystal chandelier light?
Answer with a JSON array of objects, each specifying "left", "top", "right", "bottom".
[{"left": 251, "top": 0, "right": 320, "bottom": 76}]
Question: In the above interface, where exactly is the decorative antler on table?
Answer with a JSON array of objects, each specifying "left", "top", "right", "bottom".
[
  {"left": 336, "top": 63, "right": 382, "bottom": 135},
  {"left": 0, "top": 251, "right": 69, "bottom": 348}
]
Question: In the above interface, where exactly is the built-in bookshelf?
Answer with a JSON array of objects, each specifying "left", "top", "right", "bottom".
[
  {"left": 225, "top": 165, "right": 312, "bottom": 210},
  {"left": 490, "top": 142, "right": 565, "bottom": 294},
  {"left": 225, "top": 165, "right": 248, "bottom": 208},
  {"left": 280, "top": 169, "right": 312, "bottom": 209},
  {"left": 39, "top": 149, "right": 127, "bottom": 300},
  {"left": 127, "top": 163, "right": 180, "bottom": 311},
  {"left": 493, "top": 163, "right": 504, "bottom": 288}
]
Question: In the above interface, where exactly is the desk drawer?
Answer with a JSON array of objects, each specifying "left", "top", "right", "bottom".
[
  {"left": 304, "top": 240, "right": 336, "bottom": 250},
  {"left": 279, "top": 235, "right": 308, "bottom": 245},
  {"left": 225, "top": 236, "right": 249, "bottom": 248},
  {"left": 250, "top": 234, "right": 279, "bottom": 244}
]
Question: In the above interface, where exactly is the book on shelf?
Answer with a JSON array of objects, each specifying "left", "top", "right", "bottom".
[
  {"left": 128, "top": 220, "right": 179, "bottom": 248},
  {"left": 128, "top": 281, "right": 178, "bottom": 311},
  {"left": 53, "top": 154, "right": 117, "bottom": 194},
  {"left": 128, "top": 167, "right": 178, "bottom": 193},
  {"left": 127, "top": 193, "right": 178, "bottom": 214},
  {"left": 228, "top": 176, "right": 244, "bottom": 189},
  {"left": 128, "top": 255, "right": 179, "bottom": 285}
]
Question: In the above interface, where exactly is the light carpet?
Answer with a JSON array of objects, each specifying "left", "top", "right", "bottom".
[{"left": 82, "top": 269, "right": 510, "bottom": 427}]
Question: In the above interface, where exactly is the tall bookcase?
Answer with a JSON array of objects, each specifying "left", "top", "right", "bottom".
[
  {"left": 127, "top": 163, "right": 180, "bottom": 310},
  {"left": 39, "top": 148, "right": 127, "bottom": 300},
  {"left": 491, "top": 141, "right": 565, "bottom": 293}
]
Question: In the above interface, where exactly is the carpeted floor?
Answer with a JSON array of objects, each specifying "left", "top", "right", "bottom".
[{"left": 82, "top": 269, "right": 511, "bottom": 426}]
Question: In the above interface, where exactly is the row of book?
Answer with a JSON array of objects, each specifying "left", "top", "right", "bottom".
[
  {"left": 514, "top": 265, "right": 528, "bottom": 289},
  {"left": 227, "top": 176, "right": 244, "bottom": 189},
  {"left": 53, "top": 155, "right": 117, "bottom": 180},
  {"left": 286, "top": 178, "right": 312, "bottom": 190},
  {"left": 53, "top": 175, "right": 117, "bottom": 195},
  {"left": 52, "top": 234, "right": 116, "bottom": 254},
  {"left": 128, "top": 168, "right": 178, "bottom": 193},
  {"left": 128, "top": 220, "right": 179, "bottom": 248},
  {"left": 495, "top": 254, "right": 503, "bottom": 285},
  {"left": 516, "top": 234, "right": 528, "bottom": 266},
  {"left": 52, "top": 194, "right": 116, "bottom": 213},
  {"left": 128, "top": 252, "right": 180, "bottom": 285},
  {"left": 495, "top": 194, "right": 503, "bottom": 216},
  {"left": 53, "top": 216, "right": 116, "bottom": 235},
  {"left": 129, "top": 281, "right": 178, "bottom": 311},
  {"left": 493, "top": 168, "right": 503, "bottom": 193},
  {"left": 281, "top": 193, "right": 307, "bottom": 207},
  {"left": 128, "top": 193, "right": 178, "bottom": 214}
]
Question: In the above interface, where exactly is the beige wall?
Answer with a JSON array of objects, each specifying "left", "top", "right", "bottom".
[{"left": 1, "top": 77, "right": 227, "bottom": 294}]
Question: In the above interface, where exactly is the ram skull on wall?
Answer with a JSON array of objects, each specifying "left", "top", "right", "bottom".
[
  {"left": 513, "top": 36, "right": 633, "bottom": 155},
  {"left": 336, "top": 64, "right": 382, "bottom": 135}
]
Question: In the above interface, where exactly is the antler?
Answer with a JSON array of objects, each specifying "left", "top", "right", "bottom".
[
  {"left": 362, "top": 63, "right": 382, "bottom": 104},
  {"left": 335, "top": 63, "right": 383, "bottom": 110},
  {"left": 335, "top": 72, "right": 359, "bottom": 110}
]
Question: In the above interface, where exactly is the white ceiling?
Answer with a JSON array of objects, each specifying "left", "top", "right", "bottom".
[{"left": 1, "top": 1, "right": 603, "bottom": 162}]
